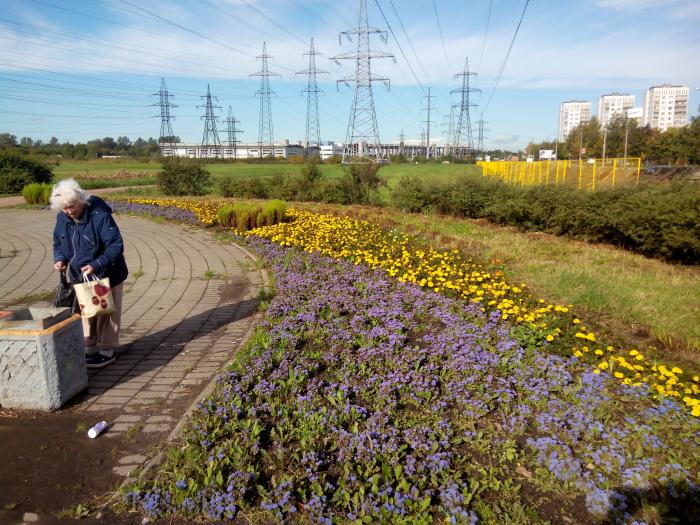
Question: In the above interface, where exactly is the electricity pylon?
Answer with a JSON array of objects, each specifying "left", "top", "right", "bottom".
[
  {"left": 251, "top": 42, "right": 280, "bottom": 158},
  {"left": 152, "top": 78, "right": 177, "bottom": 155},
  {"left": 452, "top": 56, "right": 480, "bottom": 156},
  {"left": 198, "top": 84, "right": 221, "bottom": 158},
  {"left": 332, "top": 0, "right": 395, "bottom": 163},
  {"left": 421, "top": 87, "right": 436, "bottom": 159},
  {"left": 223, "top": 105, "right": 243, "bottom": 159},
  {"left": 442, "top": 106, "right": 456, "bottom": 156},
  {"left": 476, "top": 114, "right": 488, "bottom": 157},
  {"left": 297, "top": 38, "right": 328, "bottom": 155}
]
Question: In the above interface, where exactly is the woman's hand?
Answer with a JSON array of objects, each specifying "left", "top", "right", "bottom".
[
  {"left": 81, "top": 264, "right": 95, "bottom": 276},
  {"left": 54, "top": 261, "right": 66, "bottom": 271}
]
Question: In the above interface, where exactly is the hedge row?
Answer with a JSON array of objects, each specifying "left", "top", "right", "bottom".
[
  {"left": 0, "top": 153, "right": 53, "bottom": 195},
  {"left": 391, "top": 175, "right": 700, "bottom": 264},
  {"left": 217, "top": 163, "right": 383, "bottom": 206}
]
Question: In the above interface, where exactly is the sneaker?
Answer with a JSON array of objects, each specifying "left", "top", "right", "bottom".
[{"left": 86, "top": 353, "right": 116, "bottom": 369}]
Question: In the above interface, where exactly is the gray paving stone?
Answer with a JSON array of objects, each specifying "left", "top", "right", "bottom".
[{"left": 0, "top": 209, "right": 263, "bottom": 480}]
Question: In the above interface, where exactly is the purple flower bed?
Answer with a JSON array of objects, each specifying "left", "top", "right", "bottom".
[
  {"left": 125, "top": 238, "right": 700, "bottom": 523},
  {"left": 107, "top": 200, "right": 199, "bottom": 224}
]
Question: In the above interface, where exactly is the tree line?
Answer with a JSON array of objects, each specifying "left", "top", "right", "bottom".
[
  {"left": 0, "top": 133, "right": 163, "bottom": 160},
  {"left": 527, "top": 116, "right": 700, "bottom": 165}
]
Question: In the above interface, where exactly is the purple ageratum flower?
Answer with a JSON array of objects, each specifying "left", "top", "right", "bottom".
[{"left": 584, "top": 488, "right": 626, "bottom": 517}]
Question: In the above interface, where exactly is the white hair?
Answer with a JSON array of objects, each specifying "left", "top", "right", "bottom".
[{"left": 50, "top": 178, "right": 90, "bottom": 211}]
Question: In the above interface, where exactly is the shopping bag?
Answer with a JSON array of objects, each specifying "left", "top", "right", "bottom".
[
  {"left": 74, "top": 274, "right": 115, "bottom": 318},
  {"left": 53, "top": 270, "right": 76, "bottom": 310}
]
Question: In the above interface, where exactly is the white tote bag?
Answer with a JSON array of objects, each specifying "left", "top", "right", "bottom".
[{"left": 74, "top": 274, "right": 115, "bottom": 318}]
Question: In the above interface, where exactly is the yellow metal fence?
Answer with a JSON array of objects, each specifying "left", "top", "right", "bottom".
[{"left": 478, "top": 158, "right": 642, "bottom": 191}]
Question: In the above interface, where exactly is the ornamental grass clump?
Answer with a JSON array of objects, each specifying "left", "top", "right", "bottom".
[
  {"left": 124, "top": 240, "right": 699, "bottom": 523},
  {"left": 21, "top": 182, "right": 51, "bottom": 205}
]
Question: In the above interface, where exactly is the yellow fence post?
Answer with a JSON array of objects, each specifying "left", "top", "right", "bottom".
[
  {"left": 637, "top": 158, "right": 641, "bottom": 185},
  {"left": 612, "top": 158, "right": 617, "bottom": 188},
  {"left": 578, "top": 159, "right": 583, "bottom": 189},
  {"left": 592, "top": 161, "right": 596, "bottom": 191},
  {"left": 555, "top": 160, "right": 560, "bottom": 185},
  {"left": 546, "top": 160, "right": 550, "bottom": 185}
]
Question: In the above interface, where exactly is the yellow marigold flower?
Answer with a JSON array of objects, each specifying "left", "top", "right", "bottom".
[
  {"left": 614, "top": 372, "right": 624, "bottom": 379},
  {"left": 671, "top": 367, "right": 683, "bottom": 375},
  {"left": 593, "top": 369, "right": 601, "bottom": 375},
  {"left": 594, "top": 350, "right": 604, "bottom": 356},
  {"left": 546, "top": 335, "right": 554, "bottom": 342},
  {"left": 598, "top": 362, "right": 609, "bottom": 370},
  {"left": 572, "top": 318, "right": 581, "bottom": 324},
  {"left": 573, "top": 350, "right": 584, "bottom": 358},
  {"left": 629, "top": 350, "right": 638, "bottom": 356}
]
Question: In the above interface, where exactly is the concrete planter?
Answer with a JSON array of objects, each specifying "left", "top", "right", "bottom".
[{"left": 0, "top": 307, "right": 88, "bottom": 411}]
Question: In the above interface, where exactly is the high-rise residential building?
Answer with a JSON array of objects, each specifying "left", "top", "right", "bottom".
[
  {"left": 598, "top": 93, "right": 635, "bottom": 128},
  {"left": 643, "top": 84, "right": 689, "bottom": 131},
  {"left": 558, "top": 101, "right": 591, "bottom": 142}
]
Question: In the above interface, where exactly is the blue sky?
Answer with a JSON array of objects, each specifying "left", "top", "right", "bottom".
[{"left": 1, "top": 0, "right": 699, "bottom": 151}]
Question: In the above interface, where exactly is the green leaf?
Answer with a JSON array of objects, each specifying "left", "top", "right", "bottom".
[{"left": 420, "top": 496, "right": 431, "bottom": 511}]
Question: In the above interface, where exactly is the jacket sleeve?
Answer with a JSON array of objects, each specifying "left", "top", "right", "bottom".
[
  {"left": 53, "top": 218, "right": 68, "bottom": 263},
  {"left": 88, "top": 213, "right": 124, "bottom": 273}
]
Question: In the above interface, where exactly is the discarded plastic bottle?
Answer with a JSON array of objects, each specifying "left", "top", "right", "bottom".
[{"left": 88, "top": 421, "right": 108, "bottom": 439}]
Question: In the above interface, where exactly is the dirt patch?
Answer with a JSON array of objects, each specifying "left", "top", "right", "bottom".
[
  {"left": 0, "top": 380, "right": 204, "bottom": 524},
  {"left": 0, "top": 406, "right": 126, "bottom": 520}
]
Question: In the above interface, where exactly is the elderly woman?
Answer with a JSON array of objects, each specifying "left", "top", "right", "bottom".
[{"left": 50, "top": 179, "right": 128, "bottom": 368}]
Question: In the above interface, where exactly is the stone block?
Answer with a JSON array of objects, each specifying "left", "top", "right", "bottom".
[{"left": 0, "top": 309, "right": 87, "bottom": 410}]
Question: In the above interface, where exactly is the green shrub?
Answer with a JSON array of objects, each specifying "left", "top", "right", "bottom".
[
  {"left": 339, "top": 162, "right": 384, "bottom": 204},
  {"left": 391, "top": 176, "right": 429, "bottom": 212},
  {"left": 21, "top": 182, "right": 52, "bottom": 205},
  {"left": 390, "top": 173, "right": 700, "bottom": 264},
  {"left": 157, "top": 157, "right": 211, "bottom": 196},
  {"left": 0, "top": 153, "right": 53, "bottom": 195}
]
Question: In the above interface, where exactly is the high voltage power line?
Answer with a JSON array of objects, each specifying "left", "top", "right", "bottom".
[
  {"left": 483, "top": 0, "right": 531, "bottom": 114},
  {"left": 3, "top": 0, "right": 533, "bottom": 148}
]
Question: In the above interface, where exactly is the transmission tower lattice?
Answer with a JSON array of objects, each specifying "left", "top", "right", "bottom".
[
  {"left": 224, "top": 106, "right": 243, "bottom": 159},
  {"left": 422, "top": 87, "right": 436, "bottom": 159},
  {"left": 476, "top": 114, "right": 489, "bottom": 157},
  {"left": 251, "top": 42, "right": 280, "bottom": 158},
  {"left": 152, "top": 78, "right": 177, "bottom": 154},
  {"left": 297, "top": 38, "right": 328, "bottom": 153},
  {"left": 452, "top": 56, "right": 481, "bottom": 155},
  {"left": 198, "top": 84, "right": 221, "bottom": 158},
  {"left": 442, "top": 106, "right": 456, "bottom": 156},
  {"left": 332, "top": 0, "right": 395, "bottom": 163}
]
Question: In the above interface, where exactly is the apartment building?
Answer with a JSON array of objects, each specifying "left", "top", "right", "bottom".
[
  {"left": 598, "top": 93, "right": 635, "bottom": 128},
  {"left": 643, "top": 84, "right": 689, "bottom": 131},
  {"left": 558, "top": 101, "right": 592, "bottom": 142}
]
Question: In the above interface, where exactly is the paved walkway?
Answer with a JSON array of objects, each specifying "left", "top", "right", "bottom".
[{"left": 0, "top": 208, "right": 264, "bottom": 478}]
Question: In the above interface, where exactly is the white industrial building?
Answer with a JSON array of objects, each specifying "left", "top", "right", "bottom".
[
  {"left": 160, "top": 141, "right": 305, "bottom": 159},
  {"left": 558, "top": 101, "right": 591, "bottom": 142},
  {"left": 597, "top": 93, "right": 635, "bottom": 128},
  {"left": 643, "top": 84, "right": 689, "bottom": 131}
]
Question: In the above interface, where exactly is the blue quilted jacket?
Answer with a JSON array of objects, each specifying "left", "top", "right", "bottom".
[{"left": 52, "top": 196, "right": 128, "bottom": 286}]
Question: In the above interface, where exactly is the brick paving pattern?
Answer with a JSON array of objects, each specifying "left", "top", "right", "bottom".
[{"left": 0, "top": 208, "right": 263, "bottom": 478}]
